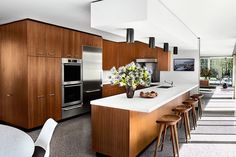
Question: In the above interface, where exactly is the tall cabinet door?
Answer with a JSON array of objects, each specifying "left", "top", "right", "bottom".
[
  {"left": 0, "top": 22, "right": 28, "bottom": 128},
  {"left": 46, "top": 58, "right": 62, "bottom": 120},
  {"left": 28, "top": 56, "right": 47, "bottom": 128}
]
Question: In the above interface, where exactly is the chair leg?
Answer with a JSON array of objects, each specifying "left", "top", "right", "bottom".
[
  {"left": 170, "top": 126, "right": 177, "bottom": 157},
  {"left": 154, "top": 124, "right": 164, "bottom": 157},
  {"left": 174, "top": 124, "right": 179, "bottom": 157}
]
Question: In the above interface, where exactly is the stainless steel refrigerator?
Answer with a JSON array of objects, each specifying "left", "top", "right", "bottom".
[{"left": 82, "top": 46, "right": 102, "bottom": 107}]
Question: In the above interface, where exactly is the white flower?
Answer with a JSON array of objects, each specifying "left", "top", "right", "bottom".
[{"left": 109, "top": 62, "right": 151, "bottom": 88}]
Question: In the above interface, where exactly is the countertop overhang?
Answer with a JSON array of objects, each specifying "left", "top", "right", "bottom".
[{"left": 91, "top": 83, "right": 199, "bottom": 113}]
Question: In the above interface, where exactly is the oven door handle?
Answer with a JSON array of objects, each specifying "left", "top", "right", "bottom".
[
  {"left": 85, "top": 89, "right": 101, "bottom": 93},
  {"left": 64, "top": 84, "right": 81, "bottom": 88},
  {"left": 63, "top": 104, "right": 83, "bottom": 111},
  {"left": 64, "top": 63, "right": 81, "bottom": 66}
]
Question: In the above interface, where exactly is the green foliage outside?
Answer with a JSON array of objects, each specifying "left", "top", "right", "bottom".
[{"left": 200, "top": 57, "right": 233, "bottom": 79}]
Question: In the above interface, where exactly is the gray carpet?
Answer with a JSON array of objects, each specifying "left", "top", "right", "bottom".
[{"left": 28, "top": 98, "right": 236, "bottom": 157}]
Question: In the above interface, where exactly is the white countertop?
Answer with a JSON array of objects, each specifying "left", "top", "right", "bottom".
[{"left": 91, "top": 83, "right": 199, "bottom": 113}]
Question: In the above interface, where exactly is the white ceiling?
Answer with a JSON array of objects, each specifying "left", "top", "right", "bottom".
[
  {"left": 0, "top": 0, "right": 123, "bottom": 41},
  {"left": 0, "top": 0, "right": 235, "bottom": 56},
  {"left": 161, "top": 0, "right": 236, "bottom": 56},
  {"left": 91, "top": 0, "right": 199, "bottom": 50}
]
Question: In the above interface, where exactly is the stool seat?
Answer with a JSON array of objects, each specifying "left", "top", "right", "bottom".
[
  {"left": 173, "top": 105, "right": 191, "bottom": 113},
  {"left": 156, "top": 115, "right": 181, "bottom": 125},
  {"left": 183, "top": 99, "right": 198, "bottom": 105},
  {"left": 191, "top": 93, "right": 204, "bottom": 99}
]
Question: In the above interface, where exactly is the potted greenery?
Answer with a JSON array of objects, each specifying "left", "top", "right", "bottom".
[
  {"left": 200, "top": 68, "right": 212, "bottom": 86},
  {"left": 109, "top": 62, "right": 151, "bottom": 98}
]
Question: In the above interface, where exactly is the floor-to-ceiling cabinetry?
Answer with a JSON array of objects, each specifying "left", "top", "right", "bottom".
[{"left": 0, "top": 19, "right": 102, "bottom": 129}]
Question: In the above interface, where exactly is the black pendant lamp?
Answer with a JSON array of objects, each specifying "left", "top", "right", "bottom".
[
  {"left": 163, "top": 43, "right": 169, "bottom": 52},
  {"left": 173, "top": 46, "right": 178, "bottom": 55},
  {"left": 126, "top": 28, "right": 134, "bottom": 43},
  {"left": 149, "top": 37, "right": 155, "bottom": 48}
]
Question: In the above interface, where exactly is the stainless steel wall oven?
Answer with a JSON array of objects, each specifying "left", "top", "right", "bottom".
[
  {"left": 62, "top": 84, "right": 82, "bottom": 107},
  {"left": 62, "top": 58, "right": 82, "bottom": 85},
  {"left": 61, "top": 58, "right": 83, "bottom": 119}
]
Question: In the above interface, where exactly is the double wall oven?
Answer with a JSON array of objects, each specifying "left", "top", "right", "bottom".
[{"left": 62, "top": 58, "right": 83, "bottom": 119}]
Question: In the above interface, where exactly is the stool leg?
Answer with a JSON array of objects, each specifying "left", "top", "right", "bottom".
[
  {"left": 177, "top": 112, "right": 183, "bottom": 129},
  {"left": 174, "top": 124, "right": 179, "bottom": 157},
  {"left": 183, "top": 113, "right": 189, "bottom": 143},
  {"left": 170, "top": 125, "right": 177, "bottom": 157},
  {"left": 192, "top": 106, "right": 197, "bottom": 129},
  {"left": 160, "top": 124, "right": 167, "bottom": 151},
  {"left": 199, "top": 99, "right": 203, "bottom": 118},
  {"left": 154, "top": 124, "right": 164, "bottom": 157},
  {"left": 189, "top": 109, "right": 194, "bottom": 130},
  {"left": 186, "top": 112, "right": 191, "bottom": 140}
]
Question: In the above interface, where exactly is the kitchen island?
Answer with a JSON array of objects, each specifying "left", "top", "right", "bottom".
[{"left": 91, "top": 84, "right": 198, "bottom": 157}]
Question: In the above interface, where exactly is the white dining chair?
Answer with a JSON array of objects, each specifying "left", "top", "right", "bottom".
[{"left": 34, "top": 118, "right": 58, "bottom": 157}]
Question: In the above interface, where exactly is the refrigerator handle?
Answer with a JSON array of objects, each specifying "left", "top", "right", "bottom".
[
  {"left": 100, "top": 71, "right": 103, "bottom": 85},
  {"left": 100, "top": 70, "right": 103, "bottom": 82}
]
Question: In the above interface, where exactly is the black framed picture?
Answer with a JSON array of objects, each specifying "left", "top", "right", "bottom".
[{"left": 173, "top": 58, "right": 194, "bottom": 71}]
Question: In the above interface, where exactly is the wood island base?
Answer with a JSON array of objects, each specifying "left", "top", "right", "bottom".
[{"left": 92, "top": 92, "right": 190, "bottom": 157}]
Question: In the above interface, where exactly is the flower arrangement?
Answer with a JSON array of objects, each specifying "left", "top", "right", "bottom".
[{"left": 109, "top": 62, "right": 151, "bottom": 98}]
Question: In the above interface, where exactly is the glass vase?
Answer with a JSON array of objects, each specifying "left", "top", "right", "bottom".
[{"left": 126, "top": 86, "right": 135, "bottom": 98}]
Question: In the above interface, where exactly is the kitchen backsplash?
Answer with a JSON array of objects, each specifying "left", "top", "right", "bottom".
[{"left": 102, "top": 70, "right": 111, "bottom": 85}]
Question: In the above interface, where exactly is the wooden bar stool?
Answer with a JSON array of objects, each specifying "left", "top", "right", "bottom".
[
  {"left": 183, "top": 98, "right": 198, "bottom": 130},
  {"left": 154, "top": 114, "right": 181, "bottom": 157},
  {"left": 173, "top": 105, "right": 191, "bottom": 143},
  {"left": 191, "top": 94, "right": 204, "bottom": 119}
]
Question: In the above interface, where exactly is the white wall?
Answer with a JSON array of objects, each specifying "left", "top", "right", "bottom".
[{"left": 160, "top": 49, "right": 199, "bottom": 84}]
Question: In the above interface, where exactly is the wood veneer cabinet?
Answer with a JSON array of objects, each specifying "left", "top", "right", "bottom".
[
  {"left": 118, "top": 42, "right": 136, "bottom": 66},
  {"left": 135, "top": 41, "right": 156, "bottom": 58},
  {"left": 0, "top": 19, "right": 103, "bottom": 128},
  {"left": 27, "top": 20, "right": 63, "bottom": 57},
  {"left": 102, "top": 40, "right": 118, "bottom": 70},
  {"left": 27, "top": 20, "right": 46, "bottom": 56},
  {"left": 27, "top": 20, "right": 84, "bottom": 58},
  {"left": 92, "top": 92, "right": 190, "bottom": 157},
  {"left": 0, "top": 20, "right": 62, "bottom": 129},
  {"left": 28, "top": 57, "right": 61, "bottom": 128},
  {"left": 45, "top": 25, "right": 63, "bottom": 57},
  {"left": 102, "top": 85, "right": 125, "bottom": 97},
  {"left": 157, "top": 47, "right": 171, "bottom": 71},
  {"left": 80, "top": 32, "right": 102, "bottom": 48},
  {"left": 46, "top": 58, "right": 62, "bottom": 121},
  {"left": 62, "top": 29, "right": 81, "bottom": 58},
  {"left": 28, "top": 57, "right": 47, "bottom": 128},
  {"left": 102, "top": 40, "right": 171, "bottom": 97},
  {"left": 0, "top": 21, "right": 29, "bottom": 127}
]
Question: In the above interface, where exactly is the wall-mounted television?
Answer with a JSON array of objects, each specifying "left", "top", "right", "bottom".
[{"left": 173, "top": 58, "right": 194, "bottom": 71}]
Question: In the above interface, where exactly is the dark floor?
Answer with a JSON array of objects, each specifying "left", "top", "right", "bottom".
[
  {"left": 28, "top": 114, "right": 95, "bottom": 157},
  {"left": 28, "top": 98, "right": 236, "bottom": 157}
]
